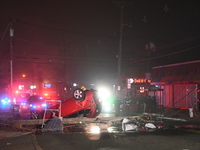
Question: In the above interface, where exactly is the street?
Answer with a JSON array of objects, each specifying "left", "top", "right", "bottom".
[
  {"left": 0, "top": 1, "right": 200, "bottom": 149},
  {"left": 0, "top": 129, "right": 200, "bottom": 150},
  {"left": 37, "top": 130, "right": 200, "bottom": 150},
  {"left": 1, "top": 108, "right": 200, "bottom": 150}
]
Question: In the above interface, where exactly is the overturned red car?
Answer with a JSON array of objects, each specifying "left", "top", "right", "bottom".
[{"left": 26, "top": 88, "right": 102, "bottom": 119}]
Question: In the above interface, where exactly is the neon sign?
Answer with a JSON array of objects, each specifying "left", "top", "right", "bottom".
[{"left": 133, "top": 79, "right": 151, "bottom": 83}]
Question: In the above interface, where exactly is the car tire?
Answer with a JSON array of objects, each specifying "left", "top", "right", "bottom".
[
  {"left": 73, "top": 88, "right": 86, "bottom": 102},
  {"left": 30, "top": 111, "right": 43, "bottom": 119},
  {"left": 30, "top": 111, "right": 38, "bottom": 119}
]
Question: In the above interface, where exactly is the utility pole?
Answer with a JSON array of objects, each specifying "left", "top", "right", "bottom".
[
  {"left": 9, "top": 21, "right": 14, "bottom": 100},
  {"left": 113, "top": 1, "right": 132, "bottom": 98}
]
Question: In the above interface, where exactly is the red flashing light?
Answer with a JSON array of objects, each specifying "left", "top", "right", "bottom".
[{"left": 44, "top": 93, "right": 48, "bottom": 96}]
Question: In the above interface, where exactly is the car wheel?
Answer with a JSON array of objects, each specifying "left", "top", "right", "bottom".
[
  {"left": 30, "top": 111, "right": 43, "bottom": 119},
  {"left": 73, "top": 88, "right": 85, "bottom": 102},
  {"left": 30, "top": 111, "right": 38, "bottom": 119}
]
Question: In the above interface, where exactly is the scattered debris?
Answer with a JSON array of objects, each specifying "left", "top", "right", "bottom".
[
  {"left": 0, "top": 113, "right": 200, "bottom": 135},
  {"left": 42, "top": 116, "right": 63, "bottom": 132}
]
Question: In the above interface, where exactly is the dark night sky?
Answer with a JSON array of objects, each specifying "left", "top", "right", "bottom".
[{"left": 0, "top": 0, "right": 200, "bottom": 84}]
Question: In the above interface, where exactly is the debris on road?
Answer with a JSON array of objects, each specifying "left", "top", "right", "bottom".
[
  {"left": 42, "top": 116, "right": 63, "bottom": 132},
  {"left": 0, "top": 112, "right": 200, "bottom": 136}
]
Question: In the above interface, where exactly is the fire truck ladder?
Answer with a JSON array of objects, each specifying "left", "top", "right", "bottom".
[{"left": 42, "top": 100, "right": 62, "bottom": 129}]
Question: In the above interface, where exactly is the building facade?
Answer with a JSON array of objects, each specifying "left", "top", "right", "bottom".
[{"left": 150, "top": 60, "right": 200, "bottom": 112}]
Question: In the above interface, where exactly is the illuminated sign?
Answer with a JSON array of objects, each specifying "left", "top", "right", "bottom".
[
  {"left": 133, "top": 79, "right": 151, "bottom": 83},
  {"left": 18, "top": 85, "right": 24, "bottom": 90},
  {"left": 127, "top": 78, "right": 151, "bottom": 89},
  {"left": 127, "top": 78, "right": 134, "bottom": 89},
  {"left": 140, "top": 87, "right": 145, "bottom": 93},
  {"left": 128, "top": 78, "right": 134, "bottom": 84}
]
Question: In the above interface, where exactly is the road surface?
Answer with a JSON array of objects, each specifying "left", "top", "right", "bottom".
[{"left": 0, "top": 129, "right": 200, "bottom": 150}]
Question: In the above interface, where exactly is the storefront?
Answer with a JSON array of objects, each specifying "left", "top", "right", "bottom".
[{"left": 151, "top": 60, "right": 200, "bottom": 112}]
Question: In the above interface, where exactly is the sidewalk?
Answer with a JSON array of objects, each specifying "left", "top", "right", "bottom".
[
  {"left": 160, "top": 107, "right": 200, "bottom": 125},
  {"left": 0, "top": 130, "right": 31, "bottom": 139},
  {"left": 0, "top": 121, "right": 33, "bottom": 139}
]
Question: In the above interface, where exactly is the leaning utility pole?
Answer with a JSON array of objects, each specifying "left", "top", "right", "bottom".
[{"left": 113, "top": 1, "right": 132, "bottom": 98}]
